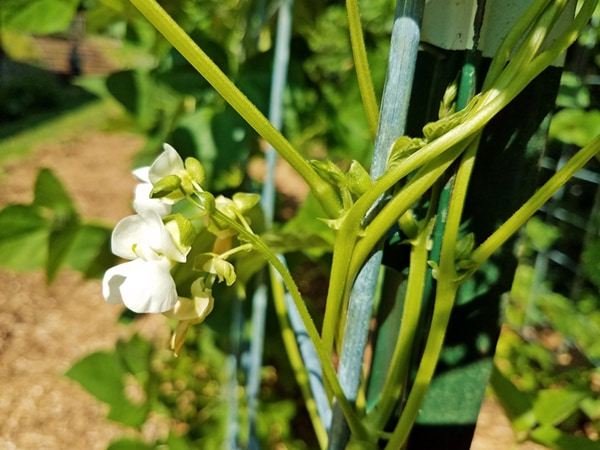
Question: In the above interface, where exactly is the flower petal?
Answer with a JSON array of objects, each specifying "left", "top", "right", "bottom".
[
  {"left": 133, "top": 182, "right": 172, "bottom": 216},
  {"left": 132, "top": 166, "right": 151, "bottom": 183},
  {"left": 111, "top": 211, "right": 187, "bottom": 263},
  {"left": 149, "top": 143, "right": 185, "bottom": 184},
  {"left": 102, "top": 258, "right": 178, "bottom": 313}
]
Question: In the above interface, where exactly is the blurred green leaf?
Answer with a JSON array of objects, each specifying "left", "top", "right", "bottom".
[
  {"left": 549, "top": 108, "right": 600, "bottom": 147},
  {"left": 116, "top": 334, "right": 153, "bottom": 378},
  {"left": 0, "top": 204, "right": 48, "bottom": 270},
  {"left": 489, "top": 364, "right": 536, "bottom": 432},
  {"left": 530, "top": 425, "right": 600, "bottom": 450},
  {"left": 65, "top": 350, "right": 148, "bottom": 427},
  {"left": 65, "top": 351, "right": 128, "bottom": 406},
  {"left": 106, "top": 438, "right": 154, "bottom": 450},
  {"left": 525, "top": 217, "right": 561, "bottom": 253},
  {"left": 47, "top": 212, "right": 80, "bottom": 282},
  {"left": 555, "top": 72, "right": 590, "bottom": 109},
  {"left": 106, "top": 70, "right": 158, "bottom": 129},
  {"left": 1, "top": 0, "right": 80, "bottom": 35},
  {"left": 33, "top": 168, "right": 75, "bottom": 214},
  {"left": 580, "top": 397, "right": 600, "bottom": 421},
  {"left": 66, "top": 223, "right": 116, "bottom": 278},
  {"left": 533, "top": 388, "right": 587, "bottom": 427}
]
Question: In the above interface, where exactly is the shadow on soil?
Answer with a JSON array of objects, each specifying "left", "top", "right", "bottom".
[{"left": 0, "top": 55, "right": 97, "bottom": 140}]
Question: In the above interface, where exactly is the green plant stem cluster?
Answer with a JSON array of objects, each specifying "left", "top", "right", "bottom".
[{"left": 131, "top": 0, "right": 600, "bottom": 447}]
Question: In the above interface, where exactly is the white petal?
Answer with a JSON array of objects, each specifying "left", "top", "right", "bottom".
[
  {"left": 111, "top": 214, "right": 147, "bottom": 260},
  {"left": 103, "top": 258, "right": 178, "bottom": 313},
  {"left": 111, "top": 211, "right": 186, "bottom": 263},
  {"left": 148, "top": 143, "right": 185, "bottom": 184},
  {"left": 132, "top": 166, "right": 151, "bottom": 183},
  {"left": 133, "top": 182, "right": 172, "bottom": 216}
]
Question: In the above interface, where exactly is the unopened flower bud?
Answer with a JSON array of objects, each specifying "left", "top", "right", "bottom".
[
  {"left": 151, "top": 174, "right": 182, "bottom": 199},
  {"left": 185, "top": 157, "right": 205, "bottom": 186}
]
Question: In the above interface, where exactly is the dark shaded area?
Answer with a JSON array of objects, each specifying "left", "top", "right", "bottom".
[{"left": 0, "top": 51, "right": 97, "bottom": 139}]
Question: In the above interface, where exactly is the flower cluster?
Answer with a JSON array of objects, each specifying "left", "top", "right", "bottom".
[{"left": 102, "top": 144, "right": 255, "bottom": 355}]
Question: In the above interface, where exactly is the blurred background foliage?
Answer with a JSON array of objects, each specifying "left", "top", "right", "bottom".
[{"left": 2, "top": 0, "right": 600, "bottom": 448}]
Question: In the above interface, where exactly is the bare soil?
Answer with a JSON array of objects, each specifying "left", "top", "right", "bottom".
[{"left": 0, "top": 129, "right": 169, "bottom": 450}]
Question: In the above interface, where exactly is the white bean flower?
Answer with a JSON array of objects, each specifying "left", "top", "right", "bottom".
[{"left": 102, "top": 210, "right": 191, "bottom": 313}]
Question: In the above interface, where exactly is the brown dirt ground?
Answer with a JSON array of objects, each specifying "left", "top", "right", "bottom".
[
  {"left": 0, "top": 128, "right": 551, "bottom": 449},
  {"left": 0, "top": 130, "right": 170, "bottom": 450}
]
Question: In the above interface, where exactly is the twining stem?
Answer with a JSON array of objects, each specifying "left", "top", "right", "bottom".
[
  {"left": 384, "top": 136, "right": 479, "bottom": 449},
  {"left": 322, "top": 0, "right": 598, "bottom": 318},
  {"left": 130, "top": 0, "right": 342, "bottom": 218},
  {"left": 485, "top": 0, "right": 568, "bottom": 94},
  {"left": 471, "top": 133, "right": 600, "bottom": 269},
  {"left": 366, "top": 212, "right": 435, "bottom": 430},
  {"left": 482, "top": 0, "right": 551, "bottom": 90},
  {"left": 346, "top": 0, "right": 379, "bottom": 139}
]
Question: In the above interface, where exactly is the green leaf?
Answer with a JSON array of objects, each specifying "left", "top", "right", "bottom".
[
  {"left": 105, "top": 70, "right": 156, "bottom": 128},
  {"left": 489, "top": 364, "right": 536, "bottom": 432},
  {"left": 116, "top": 334, "right": 152, "bottom": 378},
  {"left": 66, "top": 223, "right": 116, "bottom": 279},
  {"left": 422, "top": 98, "right": 476, "bottom": 141},
  {"left": 549, "top": 108, "right": 600, "bottom": 147},
  {"left": 33, "top": 168, "right": 75, "bottom": 214},
  {"left": 47, "top": 212, "right": 80, "bottom": 282},
  {"left": 1, "top": 0, "right": 80, "bottom": 34},
  {"left": 533, "top": 388, "right": 587, "bottom": 427},
  {"left": 0, "top": 204, "right": 48, "bottom": 270},
  {"left": 580, "top": 397, "right": 600, "bottom": 420},
  {"left": 65, "top": 351, "right": 128, "bottom": 406},
  {"left": 530, "top": 425, "right": 600, "bottom": 450},
  {"left": 556, "top": 72, "right": 590, "bottom": 109},
  {"left": 65, "top": 350, "right": 147, "bottom": 427},
  {"left": 387, "top": 136, "right": 425, "bottom": 168}
]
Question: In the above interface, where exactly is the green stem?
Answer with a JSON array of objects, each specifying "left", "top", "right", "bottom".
[
  {"left": 384, "top": 136, "right": 479, "bottom": 449},
  {"left": 471, "top": 133, "right": 600, "bottom": 269},
  {"left": 350, "top": 139, "right": 472, "bottom": 292},
  {"left": 269, "top": 265, "right": 329, "bottom": 448},
  {"left": 367, "top": 212, "right": 435, "bottom": 430},
  {"left": 346, "top": 0, "right": 379, "bottom": 139},
  {"left": 130, "top": 0, "right": 342, "bottom": 218},
  {"left": 321, "top": 0, "right": 593, "bottom": 361},
  {"left": 482, "top": 0, "right": 550, "bottom": 90},
  {"left": 485, "top": 0, "right": 568, "bottom": 94}
]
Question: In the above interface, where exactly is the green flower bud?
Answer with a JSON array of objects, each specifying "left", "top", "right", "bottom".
[
  {"left": 232, "top": 192, "right": 260, "bottom": 213},
  {"left": 196, "top": 191, "right": 216, "bottom": 214},
  {"left": 185, "top": 157, "right": 206, "bottom": 186},
  {"left": 346, "top": 160, "right": 372, "bottom": 198},
  {"left": 151, "top": 174, "right": 182, "bottom": 199}
]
